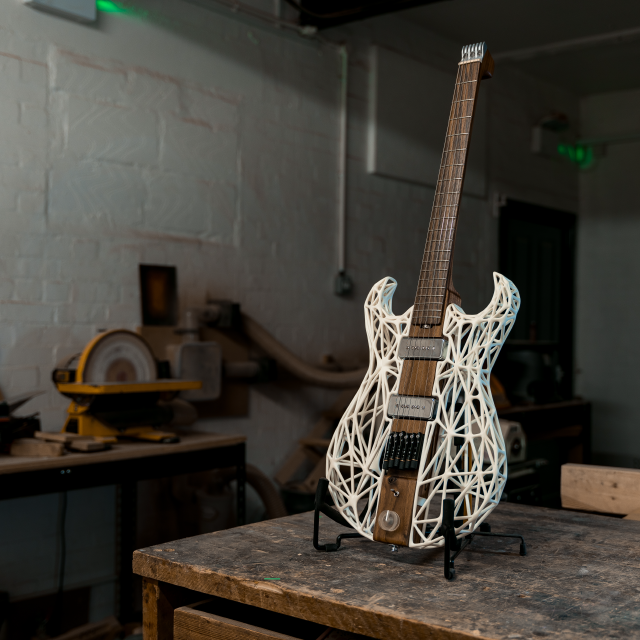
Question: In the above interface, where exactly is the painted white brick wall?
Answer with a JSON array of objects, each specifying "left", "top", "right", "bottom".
[{"left": 0, "top": 0, "right": 578, "bottom": 614}]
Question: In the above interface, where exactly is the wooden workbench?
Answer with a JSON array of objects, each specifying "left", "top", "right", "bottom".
[
  {"left": 134, "top": 502, "right": 640, "bottom": 639},
  {"left": 0, "top": 431, "right": 246, "bottom": 622}
]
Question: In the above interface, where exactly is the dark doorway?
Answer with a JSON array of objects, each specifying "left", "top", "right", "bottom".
[{"left": 495, "top": 199, "right": 576, "bottom": 403}]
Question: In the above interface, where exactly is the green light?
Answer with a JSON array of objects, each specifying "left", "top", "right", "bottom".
[
  {"left": 557, "top": 143, "right": 593, "bottom": 169},
  {"left": 96, "top": 0, "right": 124, "bottom": 12}
]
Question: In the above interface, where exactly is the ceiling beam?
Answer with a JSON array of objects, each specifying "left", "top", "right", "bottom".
[
  {"left": 494, "top": 25, "right": 640, "bottom": 62},
  {"left": 289, "top": 0, "right": 448, "bottom": 29}
]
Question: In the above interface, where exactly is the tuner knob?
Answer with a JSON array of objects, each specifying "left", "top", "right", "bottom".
[{"left": 378, "top": 510, "right": 400, "bottom": 532}]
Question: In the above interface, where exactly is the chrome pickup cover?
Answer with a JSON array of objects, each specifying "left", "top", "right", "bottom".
[
  {"left": 398, "top": 337, "right": 447, "bottom": 361},
  {"left": 387, "top": 394, "right": 437, "bottom": 421}
]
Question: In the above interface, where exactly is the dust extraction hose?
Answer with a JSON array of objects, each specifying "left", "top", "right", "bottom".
[
  {"left": 242, "top": 314, "right": 367, "bottom": 389},
  {"left": 217, "top": 464, "right": 288, "bottom": 520}
]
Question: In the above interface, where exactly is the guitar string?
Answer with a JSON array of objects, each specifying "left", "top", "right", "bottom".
[
  {"left": 415, "top": 62, "right": 470, "bottom": 326},
  {"left": 399, "top": 62, "right": 470, "bottom": 448},
  {"left": 420, "top": 61, "right": 481, "bottom": 510},
  {"left": 412, "top": 62, "right": 481, "bottom": 508},
  {"left": 399, "top": 62, "right": 468, "bottom": 440},
  {"left": 400, "top": 65, "right": 465, "bottom": 434}
]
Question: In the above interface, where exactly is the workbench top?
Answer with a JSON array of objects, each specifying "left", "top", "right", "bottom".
[
  {"left": 133, "top": 503, "right": 640, "bottom": 640},
  {"left": 0, "top": 431, "right": 245, "bottom": 475}
]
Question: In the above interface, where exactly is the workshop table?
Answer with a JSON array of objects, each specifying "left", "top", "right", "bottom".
[
  {"left": 0, "top": 432, "right": 246, "bottom": 621},
  {"left": 134, "top": 502, "right": 640, "bottom": 640}
]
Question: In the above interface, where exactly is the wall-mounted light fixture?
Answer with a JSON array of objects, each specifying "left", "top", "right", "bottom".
[{"left": 23, "top": 0, "right": 96, "bottom": 22}]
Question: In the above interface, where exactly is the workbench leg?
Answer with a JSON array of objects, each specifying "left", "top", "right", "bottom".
[
  {"left": 142, "top": 578, "right": 195, "bottom": 640},
  {"left": 142, "top": 578, "right": 175, "bottom": 640},
  {"left": 117, "top": 481, "right": 137, "bottom": 623},
  {"left": 236, "top": 442, "right": 246, "bottom": 526}
]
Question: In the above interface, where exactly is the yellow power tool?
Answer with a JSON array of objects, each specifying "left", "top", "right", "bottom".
[{"left": 52, "top": 330, "right": 201, "bottom": 443}]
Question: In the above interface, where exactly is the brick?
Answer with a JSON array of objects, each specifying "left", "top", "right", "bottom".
[
  {"left": 183, "top": 88, "right": 238, "bottom": 129},
  {"left": 0, "top": 185, "right": 18, "bottom": 211},
  {"left": 72, "top": 239, "right": 99, "bottom": 261},
  {"left": 0, "top": 62, "right": 46, "bottom": 105},
  {"left": 0, "top": 280, "right": 15, "bottom": 300},
  {"left": 48, "top": 159, "right": 146, "bottom": 227},
  {"left": 0, "top": 301, "right": 53, "bottom": 324},
  {"left": 3, "top": 367, "right": 40, "bottom": 393},
  {"left": 124, "top": 71, "right": 180, "bottom": 112},
  {"left": 67, "top": 95, "right": 158, "bottom": 166},
  {"left": 73, "top": 302, "right": 108, "bottom": 324},
  {"left": 161, "top": 113, "right": 238, "bottom": 181},
  {"left": 0, "top": 165, "right": 46, "bottom": 191},
  {"left": 13, "top": 258, "right": 44, "bottom": 279},
  {"left": 106, "top": 303, "right": 135, "bottom": 325},
  {"left": 43, "top": 281, "right": 70, "bottom": 302},
  {"left": 20, "top": 103, "right": 47, "bottom": 136},
  {"left": 144, "top": 172, "right": 211, "bottom": 237},
  {"left": 53, "top": 50, "right": 126, "bottom": 102},
  {"left": 14, "top": 276, "right": 43, "bottom": 304},
  {"left": 18, "top": 235, "right": 45, "bottom": 257},
  {"left": 2, "top": 344, "right": 54, "bottom": 367}
]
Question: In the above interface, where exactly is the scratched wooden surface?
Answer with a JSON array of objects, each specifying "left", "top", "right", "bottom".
[{"left": 133, "top": 503, "right": 640, "bottom": 640}]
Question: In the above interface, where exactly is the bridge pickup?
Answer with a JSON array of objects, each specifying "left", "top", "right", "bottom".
[
  {"left": 398, "top": 337, "right": 447, "bottom": 361},
  {"left": 387, "top": 394, "right": 437, "bottom": 421}
]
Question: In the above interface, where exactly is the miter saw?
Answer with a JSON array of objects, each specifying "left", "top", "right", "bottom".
[{"left": 52, "top": 330, "right": 201, "bottom": 443}]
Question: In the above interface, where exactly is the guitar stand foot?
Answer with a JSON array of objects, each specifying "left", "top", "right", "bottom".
[
  {"left": 313, "top": 478, "right": 363, "bottom": 552},
  {"left": 440, "top": 498, "right": 527, "bottom": 579}
]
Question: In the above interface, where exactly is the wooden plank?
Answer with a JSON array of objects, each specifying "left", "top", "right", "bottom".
[
  {"left": 174, "top": 606, "right": 302, "bottom": 640},
  {"left": 299, "top": 438, "right": 331, "bottom": 449},
  {"left": 561, "top": 463, "right": 640, "bottom": 515},
  {"left": 275, "top": 404, "right": 348, "bottom": 488},
  {"left": 68, "top": 439, "right": 107, "bottom": 452},
  {"left": 34, "top": 431, "right": 92, "bottom": 443},
  {"left": 134, "top": 503, "right": 640, "bottom": 640},
  {"left": 300, "top": 456, "right": 328, "bottom": 494},
  {"left": 0, "top": 432, "right": 245, "bottom": 475},
  {"left": 623, "top": 509, "right": 640, "bottom": 521},
  {"left": 10, "top": 438, "right": 65, "bottom": 457}
]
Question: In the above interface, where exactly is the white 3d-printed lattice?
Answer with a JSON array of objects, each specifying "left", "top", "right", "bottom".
[{"left": 327, "top": 272, "right": 520, "bottom": 548}]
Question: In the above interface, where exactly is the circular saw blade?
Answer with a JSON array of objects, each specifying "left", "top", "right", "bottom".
[{"left": 81, "top": 331, "right": 157, "bottom": 384}]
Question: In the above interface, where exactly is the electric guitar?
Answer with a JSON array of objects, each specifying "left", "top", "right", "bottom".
[{"left": 326, "top": 43, "right": 520, "bottom": 549}]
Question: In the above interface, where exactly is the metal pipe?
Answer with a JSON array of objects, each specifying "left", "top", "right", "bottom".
[
  {"left": 337, "top": 44, "right": 348, "bottom": 274},
  {"left": 242, "top": 314, "right": 366, "bottom": 388}
]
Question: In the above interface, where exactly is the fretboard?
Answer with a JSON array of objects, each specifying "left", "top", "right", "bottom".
[{"left": 412, "top": 59, "right": 485, "bottom": 328}]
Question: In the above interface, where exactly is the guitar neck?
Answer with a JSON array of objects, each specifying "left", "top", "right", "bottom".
[{"left": 412, "top": 46, "right": 493, "bottom": 329}]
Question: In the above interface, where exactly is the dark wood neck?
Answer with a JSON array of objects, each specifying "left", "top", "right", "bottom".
[{"left": 412, "top": 53, "right": 493, "bottom": 328}]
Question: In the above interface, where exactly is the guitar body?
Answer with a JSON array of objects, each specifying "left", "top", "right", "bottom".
[{"left": 326, "top": 271, "right": 520, "bottom": 548}]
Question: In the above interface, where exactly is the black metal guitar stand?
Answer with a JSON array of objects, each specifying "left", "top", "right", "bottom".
[
  {"left": 313, "top": 478, "right": 363, "bottom": 551},
  {"left": 440, "top": 498, "right": 527, "bottom": 580},
  {"left": 312, "top": 481, "right": 526, "bottom": 578}
]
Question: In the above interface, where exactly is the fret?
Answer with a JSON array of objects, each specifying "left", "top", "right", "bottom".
[{"left": 412, "top": 56, "right": 485, "bottom": 327}]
